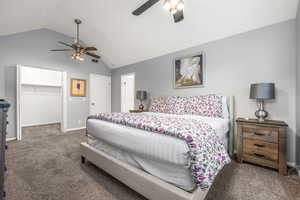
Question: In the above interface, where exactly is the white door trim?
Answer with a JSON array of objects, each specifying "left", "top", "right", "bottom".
[
  {"left": 106, "top": 76, "right": 112, "bottom": 113},
  {"left": 89, "top": 74, "right": 95, "bottom": 115},
  {"left": 16, "top": 65, "right": 21, "bottom": 140},
  {"left": 61, "top": 71, "right": 68, "bottom": 133}
]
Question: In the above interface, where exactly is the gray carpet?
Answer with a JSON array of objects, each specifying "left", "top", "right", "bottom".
[{"left": 4, "top": 124, "right": 300, "bottom": 200}]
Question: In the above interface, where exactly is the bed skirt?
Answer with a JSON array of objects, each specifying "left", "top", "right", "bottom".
[{"left": 80, "top": 142, "right": 209, "bottom": 200}]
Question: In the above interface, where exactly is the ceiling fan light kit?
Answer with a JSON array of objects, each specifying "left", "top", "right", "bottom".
[
  {"left": 163, "top": 0, "right": 184, "bottom": 13},
  {"left": 132, "top": 0, "right": 184, "bottom": 23},
  {"left": 71, "top": 53, "right": 84, "bottom": 61},
  {"left": 50, "top": 19, "right": 101, "bottom": 62}
]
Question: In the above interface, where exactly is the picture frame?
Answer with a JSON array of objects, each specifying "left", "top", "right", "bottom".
[
  {"left": 173, "top": 52, "right": 205, "bottom": 89},
  {"left": 70, "top": 78, "right": 86, "bottom": 97}
]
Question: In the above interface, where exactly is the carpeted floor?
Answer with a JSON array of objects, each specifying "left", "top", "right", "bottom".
[{"left": 4, "top": 124, "right": 300, "bottom": 200}]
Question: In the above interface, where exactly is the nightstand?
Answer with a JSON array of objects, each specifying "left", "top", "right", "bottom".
[
  {"left": 236, "top": 118, "right": 288, "bottom": 175},
  {"left": 129, "top": 109, "right": 144, "bottom": 113}
]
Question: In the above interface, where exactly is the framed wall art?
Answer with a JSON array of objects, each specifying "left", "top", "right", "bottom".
[
  {"left": 173, "top": 53, "right": 205, "bottom": 89},
  {"left": 71, "top": 78, "right": 86, "bottom": 97}
]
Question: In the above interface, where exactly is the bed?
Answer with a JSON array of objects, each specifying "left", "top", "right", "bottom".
[{"left": 81, "top": 95, "right": 235, "bottom": 200}]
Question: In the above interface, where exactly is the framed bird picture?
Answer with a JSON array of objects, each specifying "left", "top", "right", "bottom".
[
  {"left": 173, "top": 53, "right": 205, "bottom": 89},
  {"left": 71, "top": 78, "right": 86, "bottom": 97}
]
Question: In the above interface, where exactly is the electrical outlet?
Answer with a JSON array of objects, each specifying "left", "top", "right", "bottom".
[{"left": 78, "top": 120, "right": 82, "bottom": 125}]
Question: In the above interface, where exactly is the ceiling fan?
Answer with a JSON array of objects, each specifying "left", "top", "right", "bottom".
[
  {"left": 132, "top": 0, "right": 184, "bottom": 23},
  {"left": 50, "top": 19, "right": 100, "bottom": 61}
]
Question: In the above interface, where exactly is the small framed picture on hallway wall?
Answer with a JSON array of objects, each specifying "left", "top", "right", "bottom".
[
  {"left": 173, "top": 53, "right": 205, "bottom": 89},
  {"left": 71, "top": 78, "right": 86, "bottom": 97}
]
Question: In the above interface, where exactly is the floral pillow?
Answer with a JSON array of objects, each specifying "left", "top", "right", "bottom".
[
  {"left": 165, "top": 96, "right": 186, "bottom": 115},
  {"left": 185, "top": 95, "right": 224, "bottom": 118},
  {"left": 149, "top": 96, "right": 168, "bottom": 113}
]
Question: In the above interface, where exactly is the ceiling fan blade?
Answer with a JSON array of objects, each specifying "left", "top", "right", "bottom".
[
  {"left": 85, "top": 52, "right": 101, "bottom": 59},
  {"left": 50, "top": 49, "right": 73, "bottom": 51},
  {"left": 58, "top": 41, "right": 74, "bottom": 48},
  {"left": 173, "top": 10, "right": 184, "bottom": 23},
  {"left": 84, "top": 47, "right": 97, "bottom": 51},
  {"left": 132, "top": 0, "right": 160, "bottom": 16}
]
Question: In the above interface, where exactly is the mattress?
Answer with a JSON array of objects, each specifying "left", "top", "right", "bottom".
[{"left": 87, "top": 112, "right": 229, "bottom": 166}]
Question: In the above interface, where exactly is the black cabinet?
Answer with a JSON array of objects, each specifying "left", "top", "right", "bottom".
[{"left": 0, "top": 100, "right": 10, "bottom": 200}]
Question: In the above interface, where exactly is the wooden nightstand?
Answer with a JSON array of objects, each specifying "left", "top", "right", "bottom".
[
  {"left": 236, "top": 118, "right": 288, "bottom": 175},
  {"left": 129, "top": 109, "right": 144, "bottom": 113}
]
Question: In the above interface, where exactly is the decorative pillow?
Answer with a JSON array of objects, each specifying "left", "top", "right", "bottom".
[
  {"left": 164, "top": 96, "right": 186, "bottom": 115},
  {"left": 149, "top": 96, "right": 168, "bottom": 113},
  {"left": 184, "top": 95, "right": 224, "bottom": 118}
]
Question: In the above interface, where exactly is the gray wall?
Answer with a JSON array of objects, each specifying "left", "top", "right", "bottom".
[
  {"left": 0, "top": 68, "right": 5, "bottom": 98},
  {"left": 296, "top": 3, "right": 300, "bottom": 166},
  {"left": 112, "top": 20, "right": 297, "bottom": 164},
  {"left": 4, "top": 67, "right": 17, "bottom": 139},
  {"left": 0, "top": 28, "right": 111, "bottom": 138},
  {"left": 67, "top": 72, "right": 90, "bottom": 129}
]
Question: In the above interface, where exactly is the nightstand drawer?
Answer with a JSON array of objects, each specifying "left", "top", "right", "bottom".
[
  {"left": 243, "top": 139, "right": 278, "bottom": 161},
  {"left": 242, "top": 154, "right": 278, "bottom": 169},
  {"left": 242, "top": 126, "right": 278, "bottom": 143}
]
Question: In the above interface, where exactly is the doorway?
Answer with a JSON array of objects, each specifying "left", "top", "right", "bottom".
[
  {"left": 16, "top": 65, "right": 67, "bottom": 140},
  {"left": 89, "top": 74, "right": 111, "bottom": 115},
  {"left": 121, "top": 73, "right": 135, "bottom": 112}
]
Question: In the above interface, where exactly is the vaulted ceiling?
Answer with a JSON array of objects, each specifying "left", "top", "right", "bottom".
[{"left": 1, "top": 0, "right": 299, "bottom": 68}]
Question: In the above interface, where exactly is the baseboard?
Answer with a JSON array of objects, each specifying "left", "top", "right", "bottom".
[
  {"left": 287, "top": 161, "right": 296, "bottom": 168},
  {"left": 286, "top": 162, "right": 300, "bottom": 177},
  {"left": 22, "top": 122, "right": 61, "bottom": 128},
  {"left": 6, "top": 137, "right": 16, "bottom": 142},
  {"left": 65, "top": 127, "right": 86, "bottom": 132}
]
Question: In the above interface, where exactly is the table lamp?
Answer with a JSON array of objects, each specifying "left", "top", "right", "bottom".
[
  {"left": 136, "top": 90, "right": 147, "bottom": 110},
  {"left": 250, "top": 83, "right": 275, "bottom": 121}
]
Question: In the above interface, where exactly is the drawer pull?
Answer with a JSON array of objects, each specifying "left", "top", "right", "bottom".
[
  {"left": 254, "top": 153, "right": 265, "bottom": 158},
  {"left": 254, "top": 144, "right": 265, "bottom": 148},
  {"left": 254, "top": 132, "right": 265, "bottom": 136}
]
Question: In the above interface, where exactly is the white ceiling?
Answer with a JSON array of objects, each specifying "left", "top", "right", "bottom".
[{"left": 1, "top": 0, "right": 299, "bottom": 68}]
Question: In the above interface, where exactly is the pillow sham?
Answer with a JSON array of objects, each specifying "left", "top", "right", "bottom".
[
  {"left": 184, "top": 94, "right": 224, "bottom": 118},
  {"left": 164, "top": 96, "right": 186, "bottom": 114},
  {"left": 149, "top": 96, "right": 168, "bottom": 113},
  {"left": 149, "top": 94, "right": 227, "bottom": 118}
]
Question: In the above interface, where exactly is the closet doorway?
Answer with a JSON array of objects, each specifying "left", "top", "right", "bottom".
[
  {"left": 16, "top": 66, "right": 67, "bottom": 140},
  {"left": 121, "top": 73, "right": 135, "bottom": 112}
]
